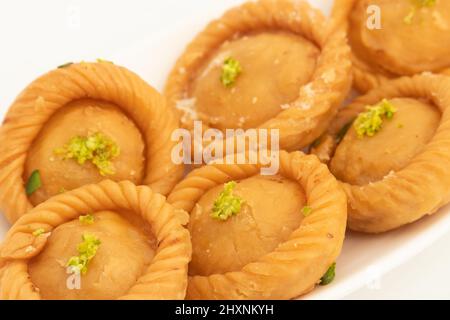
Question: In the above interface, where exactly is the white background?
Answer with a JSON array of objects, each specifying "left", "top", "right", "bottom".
[{"left": 0, "top": 0, "right": 449, "bottom": 299}]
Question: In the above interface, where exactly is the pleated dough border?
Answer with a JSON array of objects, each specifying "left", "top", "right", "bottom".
[
  {"left": 167, "top": 151, "right": 347, "bottom": 300},
  {"left": 0, "top": 180, "right": 192, "bottom": 300},
  {"left": 331, "top": 0, "right": 450, "bottom": 93},
  {"left": 314, "top": 74, "right": 450, "bottom": 233},
  {"left": 0, "top": 62, "right": 184, "bottom": 223},
  {"left": 165, "top": 0, "right": 352, "bottom": 151}
]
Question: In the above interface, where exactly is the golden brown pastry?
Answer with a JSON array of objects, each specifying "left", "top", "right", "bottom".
[
  {"left": 165, "top": 0, "right": 351, "bottom": 151},
  {"left": 167, "top": 151, "right": 347, "bottom": 299},
  {"left": 332, "top": 0, "right": 450, "bottom": 92},
  {"left": 312, "top": 74, "right": 450, "bottom": 233},
  {"left": 0, "top": 180, "right": 191, "bottom": 300},
  {"left": 0, "top": 61, "right": 183, "bottom": 223}
]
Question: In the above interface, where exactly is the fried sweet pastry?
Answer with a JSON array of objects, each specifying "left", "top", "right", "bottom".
[
  {"left": 0, "top": 62, "right": 183, "bottom": 223},
  {"left": 312, "top": 74, "right": 450, "bottom": 233},
  {"left": 0, "top": 180, "right": 191, "bottom": 300},
  {"left": 332, "top": 0, "right": 450, "bottom": 92},
  {"left": 167, "top": 151, "right": 347, "bottom": 299},
  {"left": 165, "top": 0, "right": 351, "bottom": 151}
]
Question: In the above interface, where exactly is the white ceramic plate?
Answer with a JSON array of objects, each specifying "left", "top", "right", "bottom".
[{"left": 1, "top": 0, "right": 449, "bottom": 300}]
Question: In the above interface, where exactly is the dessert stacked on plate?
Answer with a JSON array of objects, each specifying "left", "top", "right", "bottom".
[{"left": 1, "top": 0, "right": 450, "bottom": 300}]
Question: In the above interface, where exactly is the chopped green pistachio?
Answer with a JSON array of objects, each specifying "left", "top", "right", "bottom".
[
  {"left": 96, "top": 58, "right": 114, "bottom": 64},
  {"left": 404, "top": 0, "right": 437, "bottom": 24},
  {"left": 66, "top": 233, "right": 101, "bottom": 275},
  {"left": 58, "top": 187, "right": 67, "bottom": 194},
  {"left": 354, "top": 99, "right": 397, "bottom": 138},
  {"left": 414, "top": 0, "right": 436, "bottom": 6},
  {"left": 320, "top": 262, "right": 336, "bottom": 286},
  {"left": 220, "top": 58, "right": 242, "bottom": 88},
  {"left": 54, "top": 132, "right": 120, "bottom": 176},
  {"left": 57, "top": 62, "right": 73, "bottom": 69},
  {"left": 336, "top": 121, "right": 354, "bottom": 144},
  {"left": 301, "top": 206, "right": 313, "bottom": 217},
  {"left": 32, "top": 228, "right": 45, "bottom": 237},
  {"left": 211, "top": 181, "right": 244, "bottom": 221},
  {"left": 404, "top": 7, "right": 417, "bottom": 24},
  {"left": 79, "top": 214, "right": 95, "bottom": 225},
  {"left": 25, "top": 170, "right": 42, "bottom": 196}
]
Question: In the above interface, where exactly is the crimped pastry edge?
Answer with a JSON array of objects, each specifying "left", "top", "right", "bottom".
[
  {"left": 167, "top": 151, "right": 347, "bottom": 300},
  {"left": 0, "top": 180, "right": 192, "bottom": 300},
  {"left": 0, "top": 62, "right": 184, "bottom": 223},
  {"left": 313, "top": 74, "right": 450, "bottom": 233},
  {"left": 164, "top": 0, "right": 352, "bottom": 151},
  {"left": 331, "top": 0, "right": 450, "bottom": 93}
]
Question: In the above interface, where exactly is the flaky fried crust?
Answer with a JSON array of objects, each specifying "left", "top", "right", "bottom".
[
  {"left": 0, "top": 62, "right": 183, "bottom": 223},
  {"left": 0, "top": 180, "right": 191, "bottom": 300},
  {"left": 332, "top": 0, "right": 450, "bottom": 93},
  {"left": 167, "top": 151, "right": 347, "bottom": 300},
  {"left": 313, "top": 74, "right": 450, "bottom": 233},
  {"left": 165, "top": 0, "right": 351, "bottom": 151}
]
